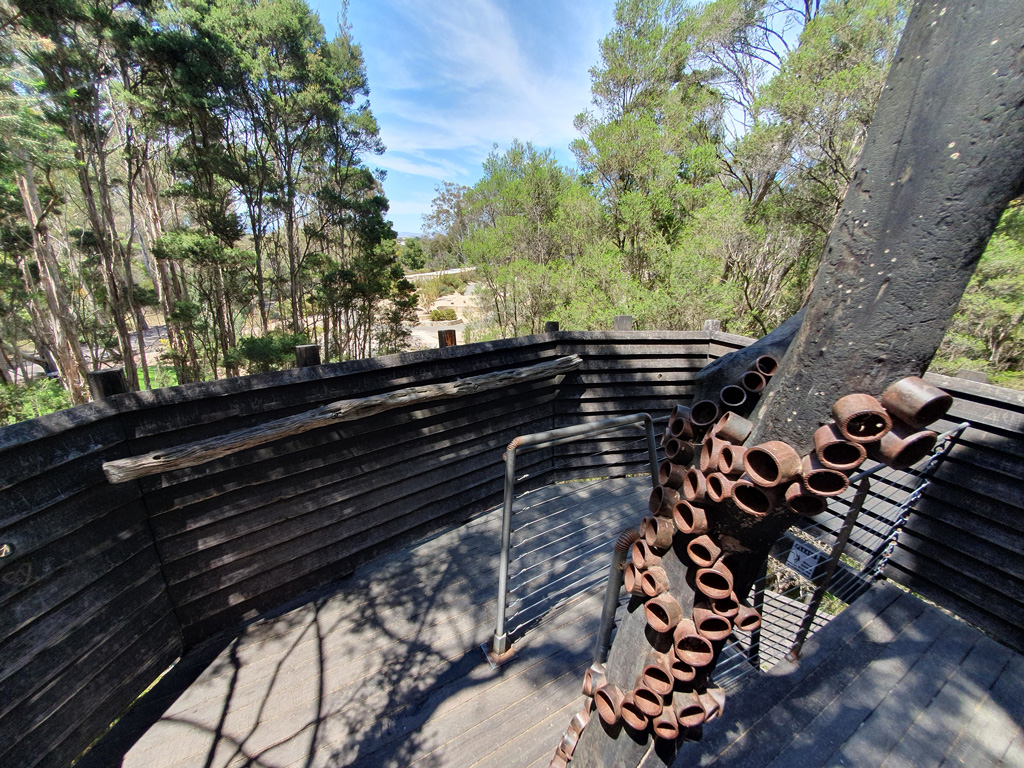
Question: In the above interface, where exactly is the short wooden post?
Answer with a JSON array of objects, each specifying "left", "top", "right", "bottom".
[
  {"left": 703, "top": 319, "right": 722, "bottom": 333},
  {"left": 295, "top": 344, "right": 321, "bottom": 368},
  {"left": 438, "top": 330, "right": 457, "bottom": 348},
  {"left": 544, "top": 321, "right": 560, "bottom": 333},
  {"left": 87, "top": 368, "right": 128, "bottom": 400},
  {"left": 613, "top": 315, "right": 633, "bottom": 331}
]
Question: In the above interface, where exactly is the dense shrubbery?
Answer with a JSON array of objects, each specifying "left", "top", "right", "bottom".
[
  {"left": 0, "top": 379, "right": 72, "bottom": 425},
  {"left": 429, "top": 307, "right": 458, "bottom": 322}
]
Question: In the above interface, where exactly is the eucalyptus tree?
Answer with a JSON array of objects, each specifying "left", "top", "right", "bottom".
[{"left": 13, "top": 0, "right": 151, "bottom": 390}]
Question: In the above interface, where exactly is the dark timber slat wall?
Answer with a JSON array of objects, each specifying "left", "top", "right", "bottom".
[
  {"left": 883, "top": 373, "right": 1024, "bottom": 651},
  {"left": 0, "top": 404, "right": 183, "bottom": 768},
  {"left": 118, "top": 336, "right": 563, "bottom": 643},
  {"left": 3, "top": 330, "right": 1024, "bottom": 767},
  {"left": 550, "top": 331, "right": 747, "bottom": 481}
]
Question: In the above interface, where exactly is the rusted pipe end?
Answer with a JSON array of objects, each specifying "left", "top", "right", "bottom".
[
  {"left": 743, "top": 440, "right": 802, "bottom": 487},
  {"left": 701, "top": 687, "right": 726, "bottom": 722},
  {"left": 620, "top": 691, "right": 650, "bottom": 732},
  {"left": 669, "top": 408, "right": 695, "bottom": 440},
  {"left": 752, "top": 355, "right": 779, "bottom": 378},
  {"left": 801, "top": 454, "right": 850, "bottom": 497},
  {"left": 641, "top": 651, "right": 675, "bottom": 696},
  {"left": 712, "top": 592, "right": 740, "bottom": 619},
  {"left": 720, "top": 384, "right": 747, "bottom": 410},
  {"left": 718, "top": 444, "right": 747, "bottom": 476},
  {"left": 740, "top": 369, "right": 766, "bottom": 393},
  {"left": 653, "top": 707, "right": 681, "bottom": 741},
  {"left": 732, "top": 478, "right": 779, "bottom": 518},
  {"left": 659, "top": 458, "right": 687, "bottom": 489},
  {"left": 683, "top": 467, "right": 708, "bottom": 502},
  {"left": 705, "top": 472, "right": 734, "bottom": 503},
  {"left": 624, "top": 562, "right": 645, "bottom": 596},
  {"left": 881, "top": 376, "right": 953, "bottom": 429},
  {"left": 672, "top": 500, "right": 708, "bottom": 536},
  {"left": 713, "top": 411, "right": 754, "bottom": 445},
  {"left": 868, "top": 421, "right": 939, "bottom": 470},
  {"left": 700, "top": 437, "right": 726, "bottom": 473},
  {"left": 641, "top": 565, "right": 671, "bottom": 597},
  {"left": 673, "top": 620, "right": 714, "bottom": 667},
  {"left": 670, "top": 652, "right": 696, "bottom": 683},
  {"left": 689, "top": 399, "right": 720, "bottom": 429},
  {"left": 695, "top": 562, "right": 734, "bottom": 601},
  {"left": 595, "top": 683, "right": 624, "bottom": 726},
  {"left": 649, "top": 484, "right": 680, "bottom": 517},
  {"left": 633, "top": 685, "right": 664, "bottom": 718},
  {"left": 813, "top": 424, "right": 867, "bottom": 472},
  {"left": 693, "top": 602, "right": 733, "bottom": 641},
  {"left": 665, "top": 437, "right": 695, "bottom": 465},
  {"left": 734, "top": 603, "right": 762, "bottom": 632},
  {"left": 645, "top": 516, "right": 677, "bottom": 550},
  {"left": 686, "top": 534, "right": 722, "bottom": 568},
  {"left": 630, "top": 539, "right": 661, "bottom": 570},
  {"left": 784, "top": 482, "right": 827, "bottom": 517},
  {"left": 675, "top": 691, "right": 707, "bottom": 728},
  {"left": 645, "top": 593, "right": 684, "bottom": 634},
  {"left": 581, "top": 663, "right": 607, "bottom": 697},
  {"left": 832, "top": 393, "right": 893, "bottom": 444}
]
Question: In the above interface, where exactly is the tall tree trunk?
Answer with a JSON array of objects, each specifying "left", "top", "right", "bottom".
[
  {"left": 571, "top": 2, "right": 1024, "bottom": 765},
  {"left": 15, "top": 162, "right": 89, "bottom": 403}
]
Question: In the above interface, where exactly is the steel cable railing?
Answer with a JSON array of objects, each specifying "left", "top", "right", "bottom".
[{"left": 488, "top": 414, "right": 660, "bottom": 659}]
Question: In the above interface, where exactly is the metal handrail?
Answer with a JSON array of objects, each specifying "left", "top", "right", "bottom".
[{"left": 489, "top": 413, "right": 659, "bottom": 657}]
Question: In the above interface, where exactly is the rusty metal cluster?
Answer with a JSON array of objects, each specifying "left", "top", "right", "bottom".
[{"left": 549, "top": 371, "right": 952, "bottom": 766}]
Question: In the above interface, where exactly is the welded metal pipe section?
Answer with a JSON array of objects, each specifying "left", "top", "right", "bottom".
[{"left": 491, "top": 413, "right": 659, "bottom": 657}]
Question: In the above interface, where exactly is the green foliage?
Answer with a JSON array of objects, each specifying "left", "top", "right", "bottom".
[
  {"left": 423, "top": 0, "right": 916, "bottom": 341},
  {"left": 934, "top": 204, "right": 1024, "bottom": 386},
  {"left": 231, "top": 331, "right": 308, "bottom": 374},
  {"left": 399, "top": 238, "right": 426, "bottom": 271},
  {"left": 429, "top": 307, "right": 457, "bottom": 322},
  {"left": 0, "top": 378, "right": 72, "bottom": 425}
]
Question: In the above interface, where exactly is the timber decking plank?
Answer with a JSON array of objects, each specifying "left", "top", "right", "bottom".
[
  {"left": 713, "top": 591, "right": 930, "bottom": 768},
  {"left": 114, "top": 478, "right": 637, "bottom": 768},
  {"left": 817, "top": 612, "right": 980, "bottom": 768},
  {"left": 474, "top": 696, "right": 580, "bottom": 768},
  {"left": 881, "top": 634, "right": 1017, "bottom": 768},
  {"left": 669, "top": 584, "right": 907, "bottom": 768},
  {"left": 757, "top": 606, "right": 957, "bottom": 768},
  {"left": 283, "top": 596, "right": 601, "bottom": 768}
]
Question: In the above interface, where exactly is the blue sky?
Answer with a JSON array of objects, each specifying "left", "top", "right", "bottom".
[{"left": 309, "top": 0, "right": 617, "bottom": 235}]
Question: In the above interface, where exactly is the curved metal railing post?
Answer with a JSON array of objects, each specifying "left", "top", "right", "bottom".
[{"left": 489, "top": 413, "right": 659, "bottom": 659}]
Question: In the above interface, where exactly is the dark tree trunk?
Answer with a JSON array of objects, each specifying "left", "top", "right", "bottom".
[{"left": 571, "top": 2, "right": 1024, "bottom": 766}]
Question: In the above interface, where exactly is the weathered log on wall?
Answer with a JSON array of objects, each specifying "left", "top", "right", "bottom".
[
  {"left": 116, "top": 338, "right": 570, "bottom": 643},
  {"left": 0, "top": 404, "right": 183, "bottom": 768},
  {"left": 103, "top": 354, "right": 582, "bottom": 483}
]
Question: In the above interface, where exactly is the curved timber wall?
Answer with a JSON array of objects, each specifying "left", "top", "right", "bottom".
[{"left": 1, "top": 329, "right": 1022, "bottom": 767}]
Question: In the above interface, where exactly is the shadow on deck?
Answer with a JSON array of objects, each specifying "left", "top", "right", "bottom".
[
  {"left": 81, "top": 477, "right": 649, "bottom": 768},
  {"left": 78, "top": 474, "right": 1024, "bottom": 768}
]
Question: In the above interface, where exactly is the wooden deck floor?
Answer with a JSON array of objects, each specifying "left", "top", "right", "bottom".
[
  {"left": 100, "top": 476, "right": 650, "bottom": 768},
  {"left": 675, "top": 582, "right": 1024, "bottom": 768},
  {"left": 84, "top": 474, "right": 1024, "bottom": 768}
]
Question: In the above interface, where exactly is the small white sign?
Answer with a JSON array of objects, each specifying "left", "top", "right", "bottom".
[{"left": 787, "top": 540, "right": 826, "bottom": 580}]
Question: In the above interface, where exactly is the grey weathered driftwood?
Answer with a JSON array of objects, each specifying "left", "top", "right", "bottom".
[{"left": 103, "top": 354, "right": 582, "bottom": 483}]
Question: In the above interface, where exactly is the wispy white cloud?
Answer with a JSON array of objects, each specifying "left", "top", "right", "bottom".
[{"left": 331, "top": 0, "right": 616, "bottom": 229}]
